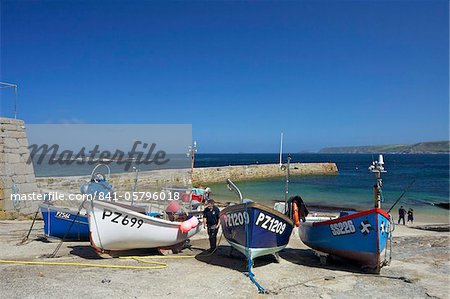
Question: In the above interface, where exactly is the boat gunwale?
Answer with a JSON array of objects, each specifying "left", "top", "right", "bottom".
[
  {"left": 311, "top": 208, "right": 390, "bottom": 227},
  {"left": 39, "top": 203, "right": 88, "bottom": 215},
  {"left": 87, "top": 200, "right": 187, "bottom": 228},
  {"left": 220, "top": 202, "right": 294, "bottom": 226}
]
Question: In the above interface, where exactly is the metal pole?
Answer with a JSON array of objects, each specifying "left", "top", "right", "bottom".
[
  {"left": 369, "top": 155, "right": 386, "bottom": 209},
  {"left": 131, "top": 167, "right": 139, "bottom": 206},
  {"left": 191, "top": 141, "right": 197, "bottom": 178},
  {"left": 374, "top": 172, "right": 381, "bottom": 209},
  {"left": 226, "top": 179, "right": 243, "bottom": 203},
  {"left": 14, "top": 85, "right": 17, "bottom": 119},
  {"left": 21, "top": 208, "right": 40, "bottom": 244},
  {"left": 0, "top": 81, "right": 18, "bottom": 119},
  {"left": 284, "top": 154, "right": 291, "bottom": 207},
  {"left": 388, "top": 180, "right": 416, "bottom": 213}
]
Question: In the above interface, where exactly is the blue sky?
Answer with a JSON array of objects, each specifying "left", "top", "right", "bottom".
[{"left": 0, "top": 1, "right": 448, "bottom": 153}]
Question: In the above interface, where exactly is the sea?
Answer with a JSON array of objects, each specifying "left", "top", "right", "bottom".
[
  {"left": 196, "top": 154, "right": 449, "bottom": 223},
  {"left": 33, "top": 153, "right": 449, "bottom": 223}
]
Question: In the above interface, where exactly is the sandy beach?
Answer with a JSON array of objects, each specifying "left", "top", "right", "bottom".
[{"left": 0, "top": 219, "right": 448, "bottom": 298}]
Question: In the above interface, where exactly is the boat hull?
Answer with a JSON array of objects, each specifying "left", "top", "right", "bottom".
[
  {"left": 39, "top": 204, "right": 89, "bottom": 241},
  {"left": 85, "top": 200, "right": 201, "bottom": 251},
  {"left": 299, "top": 208, "right": 391, "bottom": 270},
  {"left": 220, "top": 202, "right": 293, "bottom": 260}
]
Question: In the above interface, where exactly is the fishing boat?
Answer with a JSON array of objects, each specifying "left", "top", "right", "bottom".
[
  {"left": 39, "top": 203, "right": 89, "bottom": 241},
  {"left": 82, "top": 165, "right": 202, "bottom": 253},
  {"left": 85, "top": 199, "right": 202, "bottom": 253},
  {"left": 38, "top": 164, "right": 114, "bottom": 241},
  {"left": 220, "top": 179, "right": 294, "bottom": 261},
  {"left": 299, "top": 155, "right": 394, "bottom": 273}
]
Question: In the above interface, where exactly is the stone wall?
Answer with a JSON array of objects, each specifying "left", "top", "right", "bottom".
[
  {"left": 36, "top": 168, "right": 192, "bottom": 197},
  {"left": 0, "top": 118, "right": 38, "bottom": 213},
  {"left": 192, "top": 162, "right": 338, "bottom": 185},
  {"left": 36, "top": 162, "right": 338, "bottom": 195}
]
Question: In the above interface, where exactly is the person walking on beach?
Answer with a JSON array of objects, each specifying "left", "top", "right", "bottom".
[
  {"left": 203, "top": 199, "right": 220, "bottom": 252},
  {"left": 407, "top": 208, "right": 414, "bottom": 224},
  {"left": 398, "top": 206, "right": 406, "bottom": 225}
]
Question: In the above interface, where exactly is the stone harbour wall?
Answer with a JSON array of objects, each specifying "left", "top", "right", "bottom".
[
  {"left": 192, "top": 162, "right": 338, "bottom": 185},
  {"left": 0, "top": 118, "right": 38, "bottom": 213},
  {"left": 36, "top": 168, "right": 192, "bottom": 197},
  {"left": 35, "top": 162, "right": 338, "bottom": 195}
]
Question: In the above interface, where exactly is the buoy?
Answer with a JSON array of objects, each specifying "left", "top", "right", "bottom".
[
  {"left": 180, "top": 220, "right": 192, "bottom": 233},
  {"left": 293, "top": 201, "right": 300, "bottom": 227},
  {"left": 189, "top": 216, "right": 199, "bottom": 228}
]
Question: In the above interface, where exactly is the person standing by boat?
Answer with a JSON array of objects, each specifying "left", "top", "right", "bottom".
[
  {"left": 203, "top": 199, "right": 220, "bottom": 252},
  {"left": 407, "top": 208, "right": 414, "bottom": 224},
  {"left": 398, "top": 206, "right": 406, "bottom": 225}
]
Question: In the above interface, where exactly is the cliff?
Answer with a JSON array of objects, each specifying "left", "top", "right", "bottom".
[{"left": 319, "top": 141, "right": 449, "bottom": 154}]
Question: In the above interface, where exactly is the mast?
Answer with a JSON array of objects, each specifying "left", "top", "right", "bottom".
[
  {"left": 369, "top": 154, "right": 386, "bottom": 209},
  {"left": 279, "top": 133, "right": 283, "bottom": 167}
]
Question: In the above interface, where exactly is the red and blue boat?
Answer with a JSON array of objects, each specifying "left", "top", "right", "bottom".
[{"left": 299, "top": 155, "right": 394, "bottom": 273}]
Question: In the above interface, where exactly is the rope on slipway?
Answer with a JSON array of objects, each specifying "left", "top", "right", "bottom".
[{"left": 0, "top": 254, "right": 197, "bottom": 270}]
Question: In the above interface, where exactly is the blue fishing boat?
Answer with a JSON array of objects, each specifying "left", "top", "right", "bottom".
[
  {"left": 220, "top": 202, "right": 293, "bottom": 261},
  {"left": 220, "top": 179, "right": 294, "bottom": 261},
  {"left": 219, "top": 179, "right": 294, "bottom": 293},
  {"left": 299, "top": 155, "right": 394, "bottom": 273},
  {"left": 39, "top": 204, "right": 90, "bottom": 241}
]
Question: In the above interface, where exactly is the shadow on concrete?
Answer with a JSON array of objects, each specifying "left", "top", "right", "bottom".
[
  {"left": 68, "top": 244, "right": 200, "bottom": 259},
  {"left": 195, "top": 245, "right": 277, "bottom": 272},
  {"left": 68, "top": 245, "right": 105, "bottom": 259},
  {"left": 279, "top": 247, "right": 365, "bottom": 274}
]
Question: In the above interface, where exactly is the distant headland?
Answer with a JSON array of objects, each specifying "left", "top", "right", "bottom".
[{"left": 319, "top": 141, "right": 450, "bottom": 154}]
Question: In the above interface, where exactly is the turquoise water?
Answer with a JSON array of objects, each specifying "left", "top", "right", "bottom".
[
  {"left": 198, "top": 154, "right": 449, "bottom": 223},
  {"left": 34, "top": 152, "right": 449, "bottom": 222}
]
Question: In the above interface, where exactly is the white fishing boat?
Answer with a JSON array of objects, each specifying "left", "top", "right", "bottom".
[
  {"left": 82, "top": 164, "right": 202, "bottom": 253},
  {"left": 85, "top": 199, "right": 202, "bottom": 252}
]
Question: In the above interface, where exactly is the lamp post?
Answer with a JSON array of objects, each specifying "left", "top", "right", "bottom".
[
  {"left": 284, "top": 153, "right": 291, "bottom": 207},
  {"left": 187, "top": 141, "right": 197, "bottom": 178}
]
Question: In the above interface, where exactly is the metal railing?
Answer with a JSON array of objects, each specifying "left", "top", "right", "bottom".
[{"left": 0, "top": 81, "right": 18, "bottom": 119}]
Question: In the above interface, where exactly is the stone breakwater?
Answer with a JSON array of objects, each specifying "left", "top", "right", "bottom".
[
  {"left": 36, "top": 168, "right": 192, "bottom": 196},
  {"left": 35, "top": 162, "right": 338, "bottom": 196},
  {"left": 192, "top": 162, "right": 338, "bottom": 185}
]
